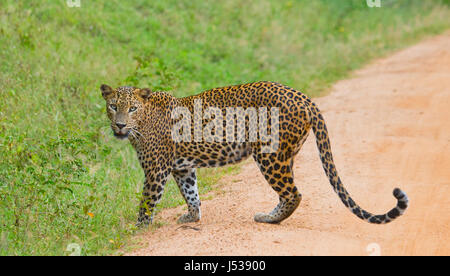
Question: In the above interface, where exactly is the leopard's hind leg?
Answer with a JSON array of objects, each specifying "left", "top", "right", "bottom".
[{"left": 253, "top": 153, "right": 301, "bottom": 224}]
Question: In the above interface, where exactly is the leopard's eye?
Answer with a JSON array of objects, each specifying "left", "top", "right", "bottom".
[
  {"left": 109, "top": 104, "right": 117, "bottom": 111},
  {"left": 129, "top": 106, "right": 137, "bottom": 113}
]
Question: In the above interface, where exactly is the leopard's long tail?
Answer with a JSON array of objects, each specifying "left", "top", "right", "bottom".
[{"left": 308, "top": 101, "right": 408, "bottom": 224}]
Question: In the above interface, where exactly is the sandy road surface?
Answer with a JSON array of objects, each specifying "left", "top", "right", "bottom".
[{"left": 128, "top": 33, "right": 450, "bottom": 256}]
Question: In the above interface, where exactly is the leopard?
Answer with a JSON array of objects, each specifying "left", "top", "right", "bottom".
[{"left": 100, "top": 81, "right": 409, "bottom": 227}]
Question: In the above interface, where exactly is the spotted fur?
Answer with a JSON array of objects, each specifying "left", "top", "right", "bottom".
[{"left": 101, "top": 81, "right": 408, "bottom": 226}]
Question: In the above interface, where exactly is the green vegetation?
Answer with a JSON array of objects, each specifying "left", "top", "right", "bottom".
[{"left": 0, "top": 0, "right": 448, "bottom": 255}]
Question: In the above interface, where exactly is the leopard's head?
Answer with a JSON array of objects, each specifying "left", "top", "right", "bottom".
[{"left": 100, "top": 84, "right": 152, "bottom": 140}]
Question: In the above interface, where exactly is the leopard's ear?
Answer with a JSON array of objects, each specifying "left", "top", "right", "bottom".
[
  {"left": 100, "top": 84, "right": 114, "bottom": 100},
  {"left": 136, "top": 88, "right": 152, "bottom": 100}
]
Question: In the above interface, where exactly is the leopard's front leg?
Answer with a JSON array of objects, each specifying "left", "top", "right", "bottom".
[
  {"left": 172, "top": 168, "right": 201, "bottom": 223},
  {"left": 136, "top": 165, "right": 172, "bottom": 227}
]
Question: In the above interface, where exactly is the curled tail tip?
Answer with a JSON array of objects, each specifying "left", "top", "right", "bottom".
[
  {"left": 393, "top": 188, "right": 404, "bottom": 198},
  {"left": 365, "top": 188, "right": 409, "bottom": 224},
  {"left": 393, "top": 188, "right": 409, "bottom": 204},
  {"left": 393, "top": 187, "right": 409, "bottom": 214}
]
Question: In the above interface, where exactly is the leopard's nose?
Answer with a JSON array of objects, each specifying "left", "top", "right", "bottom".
[{"left": 116, "top": 123, "right": 127, "bottom": 129}]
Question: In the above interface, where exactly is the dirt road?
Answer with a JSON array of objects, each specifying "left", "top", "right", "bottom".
[{"left": 128, "top": 33, "right": 450, "bottom": 256}]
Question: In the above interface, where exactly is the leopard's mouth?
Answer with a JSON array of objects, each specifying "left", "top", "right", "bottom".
[{"left": 113, "top": 130, "right": 130, "bottom": 140}]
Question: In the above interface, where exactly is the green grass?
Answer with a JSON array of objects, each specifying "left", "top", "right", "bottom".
[{"left": 0, "top": 0, "right": 449, "bottom": 255}]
